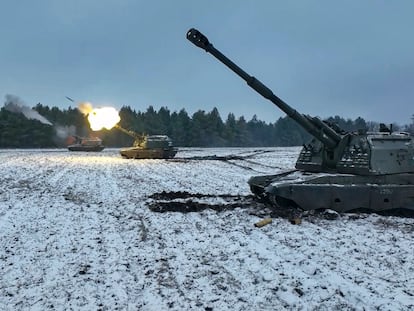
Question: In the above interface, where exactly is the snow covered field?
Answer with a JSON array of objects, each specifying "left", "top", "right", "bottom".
[{"left": 0, "top": 147, "right": 413, "bottom": 310}]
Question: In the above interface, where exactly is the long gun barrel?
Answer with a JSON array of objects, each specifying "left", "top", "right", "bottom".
[
  {"left": 186, "top": 28, "right": 341, "bottom": 149},
  {"left": 114, "top": 125, "right": 145, "bottom": 142}
]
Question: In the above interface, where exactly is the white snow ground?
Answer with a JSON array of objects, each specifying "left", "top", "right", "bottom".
[{"left": 0, "top": 147, "right": 413, "bottom": 310}]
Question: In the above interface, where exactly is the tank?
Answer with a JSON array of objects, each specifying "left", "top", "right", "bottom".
[
  {"left": 186, "top": 28, "right": 414, "bottom": 213},
  {"left": 115, "top": 125, "right": 178, "bottom": 159},
  {"left": 67, "top": 135, "right": 105, "bottom": 152}
]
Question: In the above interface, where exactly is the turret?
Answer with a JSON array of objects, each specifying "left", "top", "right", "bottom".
[{"left": 186, "top": 28, "right": 414, "bottom": 175}]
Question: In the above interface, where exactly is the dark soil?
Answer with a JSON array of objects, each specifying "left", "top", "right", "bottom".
[
  {"left": 148, "top": 191, "right": 414, "bottom": 220},
  {"left": 147, "top": 191, "right": 302, "bottom": 219}
]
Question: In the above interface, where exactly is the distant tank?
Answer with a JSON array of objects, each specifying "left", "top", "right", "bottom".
[
  {"left": 67, "top": 135, "right": 105, "bottom": 152},
  {"left": 187, "top": 28, "right": 414, "bottom": 213},
  {"left": 115, "top": 125, "right": 178, "bottom": 159}
]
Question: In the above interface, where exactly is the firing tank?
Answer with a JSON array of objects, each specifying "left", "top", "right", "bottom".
[
  {"left": 67, "top": 135, "right": 105, "bottom": 152},
  {"left": 115, "top": 125, "right": 178, "bottom": 159},
  {"left": 186, "top": 28, "right": 414, "bottom": 213}
]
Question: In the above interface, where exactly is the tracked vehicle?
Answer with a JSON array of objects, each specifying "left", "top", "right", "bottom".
[
  {"left": 67, "top": 136, "right": 105, "bottom": 152},
  {"left": 115, "top": 125, "right": 178, "bottom": 159},
  {"left": 187, "top": 28, "right": 414, "bottom": 212}
]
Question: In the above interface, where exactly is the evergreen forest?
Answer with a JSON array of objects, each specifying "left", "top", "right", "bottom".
[{"left": 0, "top": 103, "right": 413, "bottom": 148}]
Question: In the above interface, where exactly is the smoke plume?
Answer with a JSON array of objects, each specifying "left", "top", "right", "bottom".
[
  {"left": 55, "top": 125, "right": 76, "bottom": 139},
  {"left": 4, "top": 94, "right": 53, "bottom": 125},
  {"left": 53, "top": 125, "right": 78, "bottom": 147}
]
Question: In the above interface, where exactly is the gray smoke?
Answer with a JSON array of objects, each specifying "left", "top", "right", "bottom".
[
  {"left": 55, "top": 125, "right": 76, "bottom": 139},
  {"left": 4, "top": 94, "right": 53, "bottom": 125}
]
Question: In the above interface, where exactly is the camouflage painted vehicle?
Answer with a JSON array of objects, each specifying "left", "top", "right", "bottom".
[
  {"left": 67, "top": 136, "right": 105, "bottom": 152},
  {"left": 115, "top": 126, "right": 178, "bottom": 159},
  {"left": 187, "top": 28, "right": 414, "bottom": 213}
]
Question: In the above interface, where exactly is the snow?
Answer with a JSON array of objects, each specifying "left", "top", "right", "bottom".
[{"left": 0, "top": 147, "right": 413, "bottom": 310}]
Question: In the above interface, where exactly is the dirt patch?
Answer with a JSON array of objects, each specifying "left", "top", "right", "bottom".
[
  {"left": 149, "top": 191, "right": 236, "bottom": 201},
  {"left": 168, "top": 150, "right": 284, "bottom": 172},
  {"left": 170, "top": 150, "right": 274, "bottom": 162},
  {"left": 148, "top": 191, "right": 257, "bottom": 213},
  {"left": 148, "top": 191, "right": 399, "bottom": 222},
  {"left": 147, "top": 191, "right": 303, "bottom": 219}
]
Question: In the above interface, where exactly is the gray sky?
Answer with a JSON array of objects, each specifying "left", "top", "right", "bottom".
[{"left": 1, "top": 0, "right": 413, "bottom": 125}]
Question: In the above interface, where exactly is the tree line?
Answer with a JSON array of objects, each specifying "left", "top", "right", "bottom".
[{"left": 0, "top": 103, "right": 413, "bottom": 148}]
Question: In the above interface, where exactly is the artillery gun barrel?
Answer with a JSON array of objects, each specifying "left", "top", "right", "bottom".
[
  {"left": 114, "top": 125, "right": 144, "bottom": 141},
  {"left": 186, "top": 28, "right": 341, "bottom": 149}
]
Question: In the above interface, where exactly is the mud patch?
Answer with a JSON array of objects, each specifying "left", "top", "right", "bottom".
[
  {"left": 170, "top": 149, "right": 274, "bottom": 162},
  {"left": 148, "top": 191, "right": 257, "bottom": 213},
  {"left": 168, "top": 150, "right": 284, "bottom": 172},
  {"left": 147, "top": 191, "right": 379, "bottom": 222},
  {"left": 147, "top": 191, "right": 303, "bottom": 219}
]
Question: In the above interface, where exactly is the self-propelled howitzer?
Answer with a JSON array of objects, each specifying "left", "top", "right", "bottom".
[
  {"left": 115, "top": 125, "right": 178, "bottom": 159},
  {"left": 187, "top": 28, "right": 414, "bottom": 212}
]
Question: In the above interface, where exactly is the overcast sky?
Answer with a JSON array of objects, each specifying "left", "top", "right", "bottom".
[{"left": 1, "top": 0, "right": 413, "bottom": 125}]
